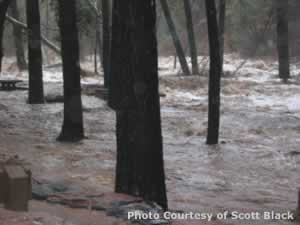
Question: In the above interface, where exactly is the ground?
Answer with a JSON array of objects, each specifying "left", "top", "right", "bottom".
[{"left": 0, "top": 55, "right": 299, "bottom": 225}]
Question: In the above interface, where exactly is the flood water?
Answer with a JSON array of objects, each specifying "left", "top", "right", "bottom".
[{"left": 0, "top": 66, "right": 299, "bottom": 225}]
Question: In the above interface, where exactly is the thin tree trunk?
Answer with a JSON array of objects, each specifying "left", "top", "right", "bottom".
[
  {"left": 159, "top": 0, "right": 191, "bottom": 75},
  {"left": 276, "top": 0, "right": 290, "bottom": 82},
  {"left": 218, "top": 0, "right": 225, "bottom": 74},
  {"left": 26, "top": 0, "right": 44, "bottom": 104},
  {"left": 205, "top": 0, "right": 221, "bottom": 145},
  {"left": 57, "top": 0, "right": 84, "bottom": 142},
  {"left": 183, "top": 0, "right": 199, "bottom": 75},
  {"left": 9, "top": 0, "right": 27, "bottom": 71},
  {"left": 102, "top": 0, "right": 111, "bottom": 88},
  {"left": 0, "top": 0, "right": 12, "bottom": 73},
  {"left": 109, "top": 0, "right": 168, "bottom": 210},
  {"left": 94, "top": 32, "right": 98, "bottom": 74},
  {"left": 6, "top": 15, "right": 61, "bottom": 55},
  {"left": 96, "top": 0, "right": 103, "bottom": 70}
]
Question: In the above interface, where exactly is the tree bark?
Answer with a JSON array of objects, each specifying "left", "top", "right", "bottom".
[
  {"left": 159, "top": 0, "right": 191, "bottom": 75},
  {"left": 109, "top": 0, "right": 168, "bottom": 210},
  {"left": 183, "top": 0, "right": 199, "bottom": 75},
  {"left": 102, "top": 0, "right": 111, "bottom": 88},
  {"left": 9, "top": 0, "right": 27, "bottom": 71},
  {"left": 57, "top": 0, "right": 84, "bottom": 142},
  {"left": 218, "top": 0, "right": 225, "bottom": 74},
  {"left": 205, "top": 0, "right": 221, "bottom": 145},
  {"left": 276, "top": 0, "right": 290, "bottom": 81},
  {"left": 26, "top": 0, "right": 44, "bottom": 104},
  {"left": 0, "top": 0, "right": 12, "bottom": 73}
]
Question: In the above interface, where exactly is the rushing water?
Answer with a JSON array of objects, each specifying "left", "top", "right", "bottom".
[{"left": 0, "top": 78, "right": 299, "bottom": 225}]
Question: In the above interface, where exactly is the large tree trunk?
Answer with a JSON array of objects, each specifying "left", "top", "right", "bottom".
[
  {"left": 205, "top": 0, "right": 221, "bottom": 145},
  {"left": 109, "top": 0, "right": 168, "bottom": 210},
  {"left": 57, "top": 0, "right": 84, "bottom": 142},
  {"left": 9, "top": 0, "right": 27, "bottom": 71},
  {"left": 0, "top": 0, "right": 12, "bottom": 73},
  {"left": 26, "top": 0, "right": 44, "bottom": 104},
  {"left": 102, "top": 0, "right": 111, "bottom": 88},
  {"left": 276, "top": 0, "right": 290, "bottom": 82},
  {"left": 218, "top": 0, "right": 226, "bottom": 74},
  {"left": 159, "top": 0, "right": 191, "bottom": 75},
  {"left": 183, "top": 0, "right": 199, "bottom": 75}
]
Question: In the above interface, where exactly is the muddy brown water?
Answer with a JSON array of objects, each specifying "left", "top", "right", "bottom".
[{"left": 0, "top": 78, "right": 299, "bottom": 225}]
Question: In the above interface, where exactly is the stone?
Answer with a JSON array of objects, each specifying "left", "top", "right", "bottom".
[{"left": 4, "top": 165, "right": 30, "bottom": 211}]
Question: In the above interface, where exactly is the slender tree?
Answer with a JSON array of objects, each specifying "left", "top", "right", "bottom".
[
  {"left": 109, "top": 0, "right": 168, "bottom": 209},
  {"left": 205, "top": 0, "right": 221, "bottom": 145},
  {"left": 102, "top": 0, "right": 111, "bottom": 88},
  {"left": 218, "top": 0, "right": 226, "bottom": 74},
  {"left": 276, "top": 0, "right": 290, "bottom": 82},
  {"left": 183, "top": 0, "right": 199, "bottom": 75},
  {"left": 9, "top": 0, "right": 27, "bottom": 71},
  {"left": 96, "top": 0, "right": 103, "bottom": 70},
  {"left": 159, "top": 0, "right": 191, "bottom": 75},
  {"left": 57, "top": 0, "right": 84, "bottom": 141},
  {"left": 0, "top": 0, "right": 12, "bottom": 73},
  {"left": 26, "top": 0, "right": 44, "bottom": 104}
]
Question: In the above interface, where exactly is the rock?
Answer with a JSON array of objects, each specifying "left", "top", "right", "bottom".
[
  {"left": 32, "top": 180, "right": 55, "bottom": 200},
  {"left": 45, "top": 94, "right": 64, "bottom": 103}
]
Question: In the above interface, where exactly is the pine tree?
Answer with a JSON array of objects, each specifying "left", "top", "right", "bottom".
[
  {"left": 26, "top": 0, "right": 44, "bottom": 104},
  {"left": 109, "top": 0, "right": 168, "bottom": 209},
  {"left": 57, "top": 0, "right": 84, "bottom": 141},
  {"left": 205, "top": 0, "right": 222, "bottom": 145}
]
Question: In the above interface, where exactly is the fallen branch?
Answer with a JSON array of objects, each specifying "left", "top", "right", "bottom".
[
  {"left": 6, "top": 15, "right": 61, "bottom": 55},
  {"left": 5, "top": 15, "right": 95, "bottom": 77}
]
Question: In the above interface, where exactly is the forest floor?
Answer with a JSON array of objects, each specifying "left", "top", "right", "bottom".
[{"left": 0, "top": 55, "right": 299, "bottom": 225}]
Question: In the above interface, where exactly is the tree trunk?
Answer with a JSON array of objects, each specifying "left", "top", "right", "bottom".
[
  {"left": 276, "top": 0, "right": 290, "bottom": 82},
  {"left": 0, "top": 0, "right": 12, "bottom": 73},
  {"left": 57, "top": 0, "right": 84, "bottom": 142},
  {"left": 102, "top": 0, "right": 111, "bottom": 88},
  {"left": 9, "top": 0, "right": 27, "bottom": 71},
  {"left": 205, "top": 0, "right": 221, "bottom": 145},
  {"left": 218, "top": 0, "right": 225, "bottom": 74},
  {"left": 183, "top": 0, "right": 199, "bottom": 75},
  {"left": 96, "top": 0, "right": 103, "bottom": 71},
  {"left": 109, "top": 0, "right": 168, "bottom": 210},
  {"left": 159, "top": 0, "right": 191, "bottom": 75},
  {"left": 26, "top": 0, "right": 44, "bottom": 104}
]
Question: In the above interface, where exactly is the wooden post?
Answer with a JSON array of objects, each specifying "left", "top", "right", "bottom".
[
  {"left": 4, "top": 165, "right": 30, "bottom": 211},
  {"left": 0, "top": 162, "right": 31, "bottom": 212},
  {"left": 0, "top": 166, "right": 7, "bottom": 202}
]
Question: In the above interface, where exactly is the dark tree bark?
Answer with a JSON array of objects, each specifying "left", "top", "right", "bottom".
[
  {"left": 205, "top": 0, "right": 221, "bottom": 145},
  {"left": 159, "top": 0, "right": 191, "bottom": 75},
  {"left": 102, "top": 0, "right": 111, "bottom": 88},
  {"left": 9, "top": 0, "right": 27, "bottom": 71},
  {"left": 57, "top": 0, "right": 84, "bottom": 142},
  {"left": 0, "top": 0, "right": 12, "bottom": 73},
  {"left": 26, "top": 0, "right": 44, "bottom": 104},
  {"left": 183, "top": 0, "right": 199, "bottom": 75},
  {"left": 218, "top": 0, "right": 225, "bottom": 74},
  {"left": 276, "top": 0, "right": 290, "bottom": 81},
  {"left": 109, "top": 0, "right": 168, "bottom": 210}
]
